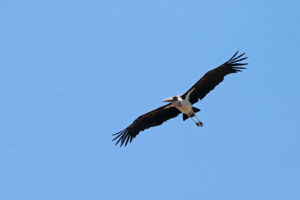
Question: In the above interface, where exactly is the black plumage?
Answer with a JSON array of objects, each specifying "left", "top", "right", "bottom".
[
  {"left": 112, "top": 104, "right": 180, "bottom": 146},
  {"left": 182, "top": 51, "right": 248, "bottom": 104}
]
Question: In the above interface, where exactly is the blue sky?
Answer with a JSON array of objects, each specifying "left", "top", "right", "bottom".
[{"left": 1, "top": 0, "right": 300, "bottom": 199}]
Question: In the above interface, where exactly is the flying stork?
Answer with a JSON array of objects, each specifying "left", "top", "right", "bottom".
[{"left": 113, "top": 51, "right": 248, "bottom": 147}]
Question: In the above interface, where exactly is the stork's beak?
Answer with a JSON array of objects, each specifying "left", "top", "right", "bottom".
[{"left": 162, "top": 97, "right": 173, "bottom": 103}]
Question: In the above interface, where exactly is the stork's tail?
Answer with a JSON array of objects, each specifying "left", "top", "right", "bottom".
[{"left": 183, "top": 107, "right": 200, "bottom": 121}]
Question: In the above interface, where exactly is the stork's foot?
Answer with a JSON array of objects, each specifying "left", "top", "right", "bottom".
[{"left": 196, "top": 121, "right": 203, "bottom": 127}]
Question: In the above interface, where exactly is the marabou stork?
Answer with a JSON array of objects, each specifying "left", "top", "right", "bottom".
[{"left": 113, "top": 51, "right": 248, "bottom": 147}]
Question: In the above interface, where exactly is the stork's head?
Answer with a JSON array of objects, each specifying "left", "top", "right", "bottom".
[{"left": 162, "top": 96, "right": 179, "bottom": 103}]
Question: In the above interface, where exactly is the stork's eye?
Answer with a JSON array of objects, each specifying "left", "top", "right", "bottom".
[{"left": 173, "top": 96, "right": 178, "bottom": 101}]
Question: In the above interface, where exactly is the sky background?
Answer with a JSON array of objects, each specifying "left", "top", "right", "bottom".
[{"left": 1, "top": 0, "right": 300, "bottom": 199}]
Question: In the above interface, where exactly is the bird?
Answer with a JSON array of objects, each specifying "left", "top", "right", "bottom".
[{"left": 112, "top": 51, "right": 248, "bottom": 147}]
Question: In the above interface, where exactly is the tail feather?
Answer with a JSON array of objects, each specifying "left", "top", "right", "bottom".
[
  {"left": 193, "top": 107, "right": 200, "bottom": 113},
  {"left": 183, "top": 114, "right": 189, "bottom": 121},
  {"left": 183, "top": 107, "right": 201, "bottom": 121}
]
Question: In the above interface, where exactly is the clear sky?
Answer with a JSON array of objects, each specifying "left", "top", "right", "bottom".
[{"left": 1, "top": 0, "right": 300, "bottom": 199}]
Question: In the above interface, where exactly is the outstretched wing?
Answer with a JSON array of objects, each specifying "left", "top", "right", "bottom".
[
  {"left": 182, "top": 51, "right": 248, "bottom": 104},
  {"left": 112, "top": 104, "right": 181, "bottom": 147}
]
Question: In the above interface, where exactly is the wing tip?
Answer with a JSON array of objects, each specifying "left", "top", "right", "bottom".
[
  {"left": 112, "top": 129, "right": 132, "bottom": 147},
  {"left": 226, "top": 51, "right": 248, "bottom": 70},
  {"left": 112, "top": 128, "right": 137, "bottom": 147}
]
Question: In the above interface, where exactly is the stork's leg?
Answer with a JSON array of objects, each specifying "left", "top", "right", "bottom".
[
  {"left": 190, "top": 116, "right": 202, "bottom": 127},
  {"left": 194, "top": 115, "right": 203, "bottom": 127}
]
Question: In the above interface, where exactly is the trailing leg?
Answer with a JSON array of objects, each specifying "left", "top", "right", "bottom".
[
  {"left": 194, "top": 114, "right": 203, "bottom": 127},
  {"left": 190, "top": 116, "right": 202, "bottom": 127}
]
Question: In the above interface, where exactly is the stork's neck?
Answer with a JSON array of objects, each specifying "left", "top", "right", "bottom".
[{"left": 171, "top": 96, "right": 183, "bottom": 107}]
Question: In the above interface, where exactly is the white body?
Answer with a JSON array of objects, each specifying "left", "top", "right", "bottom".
[
  {"left": 169, "top": 96, "right": 193, "bottom": 115},
  {"left": 176, "top": 97, "right": 193, "bottom": 114},
  {"left": 162, "top": 92, "right": 202, "bottom": 126}
]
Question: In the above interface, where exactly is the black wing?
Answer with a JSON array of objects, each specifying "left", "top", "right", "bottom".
[
  {"left": 182, "top": 51, "right": 248, "bottom": 104},
  {"left": 112, "top": 104, "right": 181, "bottom": 147}
]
